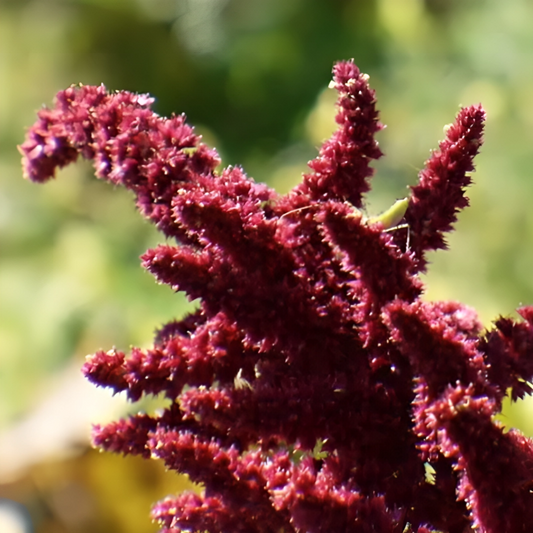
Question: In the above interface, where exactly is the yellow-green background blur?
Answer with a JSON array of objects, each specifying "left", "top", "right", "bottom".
[{"left": 2, "top": 0, "right": 533, "bottom": 531}]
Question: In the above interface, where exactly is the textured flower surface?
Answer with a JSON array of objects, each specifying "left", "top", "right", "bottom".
[{"left": 20, "top": 60, "right": 533, "bottom": 533}]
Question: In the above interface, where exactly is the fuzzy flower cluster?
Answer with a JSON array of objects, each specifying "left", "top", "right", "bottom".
[{"left": 20, "top": 60, "right": 533, "bottom": 533}]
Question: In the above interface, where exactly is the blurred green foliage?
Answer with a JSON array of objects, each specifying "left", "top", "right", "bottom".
[{"left": 3, "top": 0, "right": 533, "bottom": 531}]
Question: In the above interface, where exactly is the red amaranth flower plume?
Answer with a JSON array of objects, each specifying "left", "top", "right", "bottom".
[{"left": 20, "top": 60, "right": 533, "bottom": 533}]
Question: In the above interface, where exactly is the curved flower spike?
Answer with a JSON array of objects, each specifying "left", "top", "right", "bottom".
[{"left": 405, "top": 105, "right": 486, "bottom": 271}]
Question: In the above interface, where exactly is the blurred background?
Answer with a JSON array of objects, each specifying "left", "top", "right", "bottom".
[{"left": 2, "top": 0, "right": 533, "bottom": 531}]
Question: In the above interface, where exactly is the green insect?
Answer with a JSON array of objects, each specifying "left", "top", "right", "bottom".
[
  {"left": 366, "top": 197, "right": 409, "bottom": 230},
  {"left": 366, "top": 197, "right": 410, "bottom": 249},
  {"left": 279, "top": 196, "right": 410, "bottom": 247}
]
